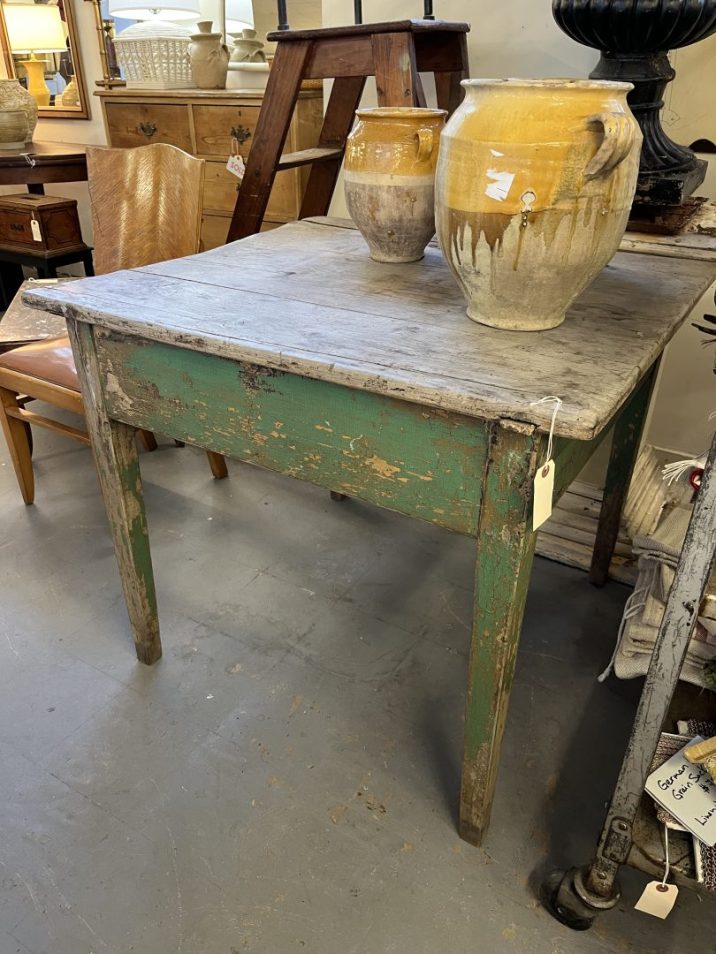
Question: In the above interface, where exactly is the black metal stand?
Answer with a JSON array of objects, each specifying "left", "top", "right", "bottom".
[
  {"left": 591, "top": 52, "right": 706, "bottom": 207},
  {"left": 552, "top": 0, "right": 716, "bottom": 208}
]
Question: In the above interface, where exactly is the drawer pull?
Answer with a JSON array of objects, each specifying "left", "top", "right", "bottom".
[
  {"left": 137, "top": 122, "right": 158, "bottom": 138},
  {"left": 231, "top": 125, "right": 251, "bottom": 145}
]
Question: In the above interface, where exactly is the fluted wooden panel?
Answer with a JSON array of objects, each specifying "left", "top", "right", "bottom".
[{"left": 87, "top": 143, "right": 204, "bottom": 276}]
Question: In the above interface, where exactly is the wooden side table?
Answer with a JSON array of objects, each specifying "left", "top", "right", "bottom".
[
  {"left": 0, "top": 141, "right": 87, "bottom": 193},
  {"left": 0, "top": 142, "right": 89, "bottom": 308}
]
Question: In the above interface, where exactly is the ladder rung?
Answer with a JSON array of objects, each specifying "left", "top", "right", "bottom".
[{"left": 277, "top": 147, "right": 344, "bottom": 170}]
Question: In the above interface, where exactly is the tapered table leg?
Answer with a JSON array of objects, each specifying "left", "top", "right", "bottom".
[
  {"left": 68, "top": 319, "right": 161, "bottom": 664},
  {"left": 590, "top": 361, "right": 659, "bottom": 587},
  {"left": 459, "top": 422, "right": 538, "bottom": 845}
]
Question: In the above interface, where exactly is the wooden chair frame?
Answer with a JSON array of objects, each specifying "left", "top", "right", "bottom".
[{"left": 0, "top": 143, "right": 229, "bottom": 504}]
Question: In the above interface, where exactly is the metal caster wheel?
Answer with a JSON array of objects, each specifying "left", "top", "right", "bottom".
[{"left": 541, "top": 867, "right": 619, "bottom": 931}]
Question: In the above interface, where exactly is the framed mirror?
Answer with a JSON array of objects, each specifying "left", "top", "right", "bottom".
[
  {"left": 90, "top": 0, "right": 132, "bottom": 87},
  {"left": 0, "top": 0, "right": 90, "bottom": 119},
  {"left": 90, "top": 0, "right": 298, "bottom": 88}
]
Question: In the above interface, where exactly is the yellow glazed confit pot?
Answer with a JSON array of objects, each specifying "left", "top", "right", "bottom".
[
  {"left": 345, "top": 106, "right": 446, "bottom": 263},
  {"left": 435, "top": 79, "right": 642, "bottom": 331}
]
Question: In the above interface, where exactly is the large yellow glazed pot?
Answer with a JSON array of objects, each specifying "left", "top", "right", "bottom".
[
  {"left": 435, "top": 79, "right": 642, "bottom": 331},
  {"left": 345, "top": 106, "right": 446, "bottom": 263}
]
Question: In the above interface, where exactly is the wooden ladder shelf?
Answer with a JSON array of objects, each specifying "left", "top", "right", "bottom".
[{"left": 227, "top": 18, "right": 470, "bottom": 242}]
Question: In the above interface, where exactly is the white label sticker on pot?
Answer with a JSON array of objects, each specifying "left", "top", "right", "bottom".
[{"left": 485, "top": 169, "right": 515, "bottom": 201}]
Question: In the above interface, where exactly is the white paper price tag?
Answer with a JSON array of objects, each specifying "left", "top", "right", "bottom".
[
  {"left": 533, "top": 459, "right": 555, "bottom": 531},
  {"left": 634, "top": 881, "right": 678, "bottom": 919},
  {"left": 30, "top": 218, "right": 41, "bottom": 242},
  {"left": 226, "top": 154, "right": 245, "bottom": 179}
]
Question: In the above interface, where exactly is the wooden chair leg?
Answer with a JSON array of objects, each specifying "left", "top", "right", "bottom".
[
  {"left": 138, "top": 429, "right": 158, "bottom": 452},
  {"left": 0, "top": 385, "right": 35, "bottom": 504},
  {"left": 207, "top": 451, "right": 228, "bottom": 479}
]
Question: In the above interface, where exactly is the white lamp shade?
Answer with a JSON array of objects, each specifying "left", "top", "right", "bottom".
[
  {"left": 109, "top": 0, "right": 200, "bottom": 20},
  {"left": 4, "top": 3, "right": 67, "bottom": 53},
  {"left": 225, "top": 0, "right": 253, "bottom": 31}
]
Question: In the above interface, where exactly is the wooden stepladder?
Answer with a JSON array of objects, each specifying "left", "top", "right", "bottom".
[{"left": 227, "top": 19, "right": 470, "bottom": 242}]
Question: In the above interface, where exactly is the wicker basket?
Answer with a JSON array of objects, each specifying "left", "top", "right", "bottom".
[{"left": 114, "top": 21, "right": 195, "bottom": 90}]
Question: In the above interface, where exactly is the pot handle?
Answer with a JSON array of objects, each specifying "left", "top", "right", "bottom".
[
  {"left": 415, "top": 126, "right": 436, "bottom": 163},
  {"left": 583, "top": 112, "right": 637, "bottom": 181}
]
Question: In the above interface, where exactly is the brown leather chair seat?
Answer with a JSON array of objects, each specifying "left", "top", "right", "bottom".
[{"left": 0, "top": 336, "right": 78, "bottom": 393}]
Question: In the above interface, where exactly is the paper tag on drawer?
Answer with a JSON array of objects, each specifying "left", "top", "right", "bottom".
[
  {"left": 533, "top": 459, "right": 555, "bottom": 531},
  {"left": 30, "top": 218, "right": 41, "bottom": 241},
  {"left": 226, "top": 154, "right": 245, "bottom": 179}
]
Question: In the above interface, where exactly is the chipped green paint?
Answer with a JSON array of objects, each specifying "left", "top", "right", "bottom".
[
  {"left": 95, "top": 331, "right": 490, "bottom": 535},
  {"left": 459, "top": 423, "right": 538, "bottom": 845},
  {"left": 70, "top": 320, "right": 161, "bottom": 665},
  {"left": 67, "top": 314, "right": 655, "bottom": 843}
]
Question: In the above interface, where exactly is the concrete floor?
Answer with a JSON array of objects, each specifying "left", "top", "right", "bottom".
[{"left": 0, "top": 424, "right": 713, "bottom": 954}]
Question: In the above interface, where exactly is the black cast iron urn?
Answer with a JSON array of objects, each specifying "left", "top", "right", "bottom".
[{"left": 552, "top": 0, "right": 716, "bottom": 207}]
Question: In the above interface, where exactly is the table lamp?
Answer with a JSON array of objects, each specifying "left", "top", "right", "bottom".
[
  {"left": 109, "top": 0, "right": 200, "bottom": 18},
  {"left": 225, "top": 0, "right": 253, "bottom": 33},
  {"left": 3, "top": 3, "right": 67, "bottom": 108}
]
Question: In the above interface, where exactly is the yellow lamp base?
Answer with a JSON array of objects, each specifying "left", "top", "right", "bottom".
[{"left": 19, "top": 56, "right": 51, "bottom": 109}]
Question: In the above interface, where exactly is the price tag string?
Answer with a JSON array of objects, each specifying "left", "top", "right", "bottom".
[
  {"left": 530, "top": 395, "right": 563, "bottom": 465},
  {"left": 528, "top": 396, "right": 562, "bottom": 532}
]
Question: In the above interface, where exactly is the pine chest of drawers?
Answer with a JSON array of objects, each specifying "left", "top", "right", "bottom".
[{"left": 96, "top": 88, "right": 323, "bottom": 250}]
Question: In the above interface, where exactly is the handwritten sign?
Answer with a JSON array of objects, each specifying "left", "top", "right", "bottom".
[{"left": 646, "top": 737, "right": 716, "bottom": 847}]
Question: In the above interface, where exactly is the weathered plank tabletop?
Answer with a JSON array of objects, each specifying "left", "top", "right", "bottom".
[{"left": 25, "top": 218, "right": 716, "bottom": 847}]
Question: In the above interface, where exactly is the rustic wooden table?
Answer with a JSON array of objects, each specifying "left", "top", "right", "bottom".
[{"left": 26, "top": 218, "right": 716, "bottom": 847}]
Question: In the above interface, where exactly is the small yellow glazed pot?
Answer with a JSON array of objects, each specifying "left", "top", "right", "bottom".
[
  {"left": 344, "top": 106, "right": 447, "bottom": 263},
  {"left": 435, "top": 79, "right": 642, "bottom": 330}
]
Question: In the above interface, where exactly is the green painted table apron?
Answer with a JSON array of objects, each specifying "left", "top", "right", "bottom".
[{"left": 26, "top": 218, "right": 716, "bottom": 847}]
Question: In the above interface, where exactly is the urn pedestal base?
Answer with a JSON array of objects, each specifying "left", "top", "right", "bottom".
[{"left": 591, "top": 52, "right": 707, "bottom": 208}]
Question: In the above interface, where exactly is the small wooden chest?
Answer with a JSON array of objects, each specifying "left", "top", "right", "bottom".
[{"left": 0, "top": 194, "right": 85, "bottom": 253}]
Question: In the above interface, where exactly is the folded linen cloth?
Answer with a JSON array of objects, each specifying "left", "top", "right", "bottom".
[{"left": 602, "top": 503, "right": 716, "bottom": 689}]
